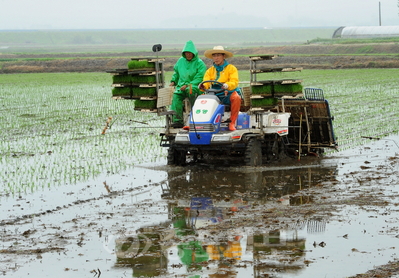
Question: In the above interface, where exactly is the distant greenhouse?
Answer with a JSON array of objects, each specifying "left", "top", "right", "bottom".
[{"left": 332, "top": 26, "right": 399, "bottom": 39}]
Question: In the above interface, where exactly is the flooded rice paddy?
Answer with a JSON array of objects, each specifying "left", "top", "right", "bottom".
[
  {"left": 2, "top": 70, "right": 399, "bottom": 277},
  {"left": 2, "top": 135, "right": 399, "bottom": 278}
]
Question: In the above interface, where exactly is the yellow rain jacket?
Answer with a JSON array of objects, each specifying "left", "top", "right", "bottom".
[{"left": 203, "top": 63, "right": 239, "bottom": 91}]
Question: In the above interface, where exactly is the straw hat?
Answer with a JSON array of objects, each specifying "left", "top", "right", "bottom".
[{"left": 204, "top": 46, "right": 233, "bottom": 59}]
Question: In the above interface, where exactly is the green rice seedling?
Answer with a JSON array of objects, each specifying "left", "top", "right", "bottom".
[
  {"left": 251, "top": 85, "right": 273, "bottom": 95},
  {"left": 112, "top": 87, "right": 132, "bottom": 97},
  {"left": 130, "top": 75, "right": 157, "bottom": 84},
  {"left": 127, "top": 60, "right": 155, "bottom": 70},
  {"left": 250, "top": 83, "right": 302, "bottom": 96},
  {"left": 250, "top": 97, "right": 278, "bottom": 107},
  {"left": 1, "top": 69, "right": 399, "bottom": 196},
  {"left": 112, "top": 74, "right": 131, "bottom": 84},
  {"left": 0, "top": 72, "right": 165, "bottom": 195},
  {"left": 274, "top": 83, "right": 303, "bottom": 96},
  {"left": 132, "top": 87, "right": 157, "bottom": 97},
  {"left": 134, "top": 99, "right": 157, "bottom": 110}
]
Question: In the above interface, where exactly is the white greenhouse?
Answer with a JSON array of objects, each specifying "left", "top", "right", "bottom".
[{"left": 332, "top": 26, "right": 399, "bottom": 39}]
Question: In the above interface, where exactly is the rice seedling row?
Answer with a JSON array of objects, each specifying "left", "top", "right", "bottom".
[
  {"left": 0, "top": 73, "right": 164, "bottom": 195},
  {"left": 1, "top": 69, "right": 398, "bottom": 195}
]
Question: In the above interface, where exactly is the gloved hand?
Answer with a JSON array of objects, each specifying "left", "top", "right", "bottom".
[
  {"left": 222, "top": 83, "right": 228, "bottom": 89},
  {"left": 198, "top": 83, "right": 205, "bottom": 90}
]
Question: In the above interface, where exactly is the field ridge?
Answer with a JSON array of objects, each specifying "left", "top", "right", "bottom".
[{"left": 1, "top": 43, "right": 399, "bottom": 73}]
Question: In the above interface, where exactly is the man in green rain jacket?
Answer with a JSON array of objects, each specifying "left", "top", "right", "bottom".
[{"left": 170, "top": 40, "right": 206, "bottom": 128}]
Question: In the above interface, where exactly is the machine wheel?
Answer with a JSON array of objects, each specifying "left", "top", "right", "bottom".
[
  {"left": 167, "top": 147, "right": 186, "bottom": 166},
  {"left": 271, "top": 136, "right": 286, "bottom": 160},
  {"left": 244, "top": 138, "right": 262, "bottom": 166}
]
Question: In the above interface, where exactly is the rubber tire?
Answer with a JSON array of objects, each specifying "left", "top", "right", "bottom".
[
  {"left": 244, "top": 139, "right": 262, "bottom": 166},
  {"left": 271, "top": 136, "right": 285, "bottom": 160},
  {"left": 167, "top": 147, "right": 186, "bottom": 166}
]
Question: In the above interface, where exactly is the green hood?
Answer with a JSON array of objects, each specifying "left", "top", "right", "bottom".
[
  {"left": 170, "top": 40, "right": 206, "bottom": 90},
  {"left": 181, "top": 40, "right": 199, "bottom": 60}
]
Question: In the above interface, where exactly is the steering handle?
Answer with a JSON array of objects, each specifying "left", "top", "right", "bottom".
[{"left": 199, "top": 80, "right": 225, "bottom": 94}]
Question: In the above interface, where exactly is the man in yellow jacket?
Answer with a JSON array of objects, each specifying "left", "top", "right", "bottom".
[{"left": 201, "top": 46, "right": 242, "bottom": 131}]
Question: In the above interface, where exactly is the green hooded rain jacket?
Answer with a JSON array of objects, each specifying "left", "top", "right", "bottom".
[
  {"left": 170, "top": 41, "right": 206, "bottom": 124},
  {"left": 170, "top": 40, "right": 206, "bottom": 94}
]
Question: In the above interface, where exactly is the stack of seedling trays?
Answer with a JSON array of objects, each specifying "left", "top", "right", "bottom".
[
  {"left": 107, "top": 57, "right": 165, "bottom": 112},
  {"left": 250, "top": 79, "right": 303, "bottom": 111},
  {"left": 248, "top": 55, "right": 303, "bottom": 111}
]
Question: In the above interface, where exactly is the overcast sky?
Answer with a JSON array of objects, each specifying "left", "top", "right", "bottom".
[{"left": 1, "top": 0, "right": 398, "bottom": 29}]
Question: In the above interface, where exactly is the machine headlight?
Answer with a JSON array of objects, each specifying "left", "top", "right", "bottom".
[
  {"left": 212, "top": 135, "right": 232, "bottom": 142},
  {"left": 175, "top": 134, "right": 190, "bottom": 142}
]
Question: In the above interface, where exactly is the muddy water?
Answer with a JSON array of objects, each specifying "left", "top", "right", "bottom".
[{"left": 1, "top": 136, "right": 399, "bottom": 278}]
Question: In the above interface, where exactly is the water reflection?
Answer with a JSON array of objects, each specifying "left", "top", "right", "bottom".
[
  {"left": 114, "top": 222, "right": 172, "bottom": 277},
  {"left": 114, "top": 163, "right": 335, "bottom": 277}
]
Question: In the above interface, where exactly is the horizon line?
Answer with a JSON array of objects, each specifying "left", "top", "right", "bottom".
[{"left": 0, "top": 26, "right": 345, "bottom": 32}]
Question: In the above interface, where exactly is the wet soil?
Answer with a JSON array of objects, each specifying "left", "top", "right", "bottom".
[
  {"left": 1, "top": 43, "right": 399, "bottom": 277},
  {"left": 1, "top": 135, "right": 399, "bottom": 277},
  {"left": 1, "top": 43, "right": 399, "bottom": 73}
]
